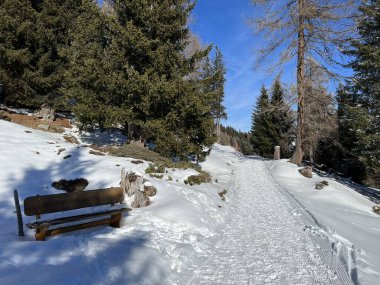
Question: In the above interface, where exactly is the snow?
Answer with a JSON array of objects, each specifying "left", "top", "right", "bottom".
[
  {"left": 0, "top": 120, "right": 238, "bottom": 284},
  {"left": 268, "top": 160, "right": 380, "bottom": 285},
  {"left": 1, "top": 119, "right": 379, "bottom": 284}
]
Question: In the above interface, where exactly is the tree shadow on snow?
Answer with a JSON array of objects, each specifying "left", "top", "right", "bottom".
[{"left": 0, "top": 148, "right": 165, "bottom": 285}]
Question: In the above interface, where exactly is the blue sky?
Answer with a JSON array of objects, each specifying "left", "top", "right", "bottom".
[
  {"left": 97, "top": 0, "right": 351, "bottom": 132},
  {"left": 190, "top": 0, "right": 295, "bottom": 132}
]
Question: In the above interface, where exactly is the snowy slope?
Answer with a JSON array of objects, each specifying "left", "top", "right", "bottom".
[
  {"left": 1, "top": 118, "right": 378, "bottom": 285},
  {"left": 268, "top": 160, "right": 380, "bottom": 285},
  {"left": 0, "top": 120, "right": 239, "bottom": 285}
]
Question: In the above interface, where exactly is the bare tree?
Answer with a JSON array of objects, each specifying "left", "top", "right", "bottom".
[
  {"left": 303, "top": 59, "right": 337, "bottom": 162},
  {"left": 250, "top": 0, "right": 356, "bottom": 165}
]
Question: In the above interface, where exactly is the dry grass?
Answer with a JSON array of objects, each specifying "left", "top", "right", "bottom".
[{"left": 2, "top": 111, "right": 71, "bottom": 133}]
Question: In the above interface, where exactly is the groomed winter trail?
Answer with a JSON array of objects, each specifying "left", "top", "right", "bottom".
[{"left": 173, "top": 158, "right": 353, "bottom": 285}]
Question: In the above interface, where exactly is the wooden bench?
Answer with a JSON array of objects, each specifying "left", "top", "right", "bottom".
[{"left": 24, "top": 187, "right": 130, "bottom": 241}]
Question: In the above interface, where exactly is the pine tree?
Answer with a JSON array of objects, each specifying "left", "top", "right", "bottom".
[
  {"left": 211, "top": 47, "right": 227, "bottom": 141},
  {"left": 269, "top": 78, "right": 293, "bottom": 158},
  {"left": 251, "top": 86, "right": 274, "bottom": 157},
  {"left": 202, "top": 47, "right": 227, "bottom": 142},
  {"left": 62, "top": 0, "right": 131, "bottom": 130},
  {"left": 0, "top": 0, "right": 41, "bottom": 106},
  {"left": 348, "top": 0, "right": 380, "bottom": 186},
  {"left": 335, "top": 84, "right": 367, "bottom": 183},
  {"left": 31, "top": 0, "right": 86, "bottom": 107},
  {"left": 106, "top": 0, "right": 214, "bottom": 159}
]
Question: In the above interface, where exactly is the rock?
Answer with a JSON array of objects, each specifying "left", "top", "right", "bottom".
[
  {"left": 299, "top": 166, "right": 313, "bottom": 178},
  {"left": 143, "top": 185, "right": 157, "bottom": 197},
  {"left": 373, "top": 205, "right": 380, "bottom": 215},
  {"left": 57, "top": 148, "right": 65, "bottom": 155},
  {"left": 131, "top": 160, "right": 144, "bottom": 164},
  {"left": 274, "top": 146, "right": 281, "bottom": 160},
  {"left": 129, "top": 138, "right": 145, "bottom": 148},
  {"left": 52, "top": 178, "right": 89, "bottom": 193},
  {"left": 131, "top": 191, "right": 150, "bottom": 208},
  {"left": 89, "top": 150, "right": 105, "bottom": 156},
  {"left": 63, "top": 135, "right": 80, "bottom": 145},
  {"left": 34, "top": 104, "right": 55, "bottom": 122},
  {"left": 315, "top": 180, "right": 329, "bottom": 190},
  {"left": 48, "top": 125, "right": 65, "bottom": 133},
  {"left": 37, "top": 124, "right": 49, "bottom": 130}
]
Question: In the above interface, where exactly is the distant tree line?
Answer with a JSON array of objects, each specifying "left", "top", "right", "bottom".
[
  {"left": 0, "top": 0, "right": 226, "bottom": 160},
  {"left": 219, "top": 125, "right": 253, "bottom": 156}
]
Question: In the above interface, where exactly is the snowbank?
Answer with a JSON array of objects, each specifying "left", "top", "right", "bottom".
[
  {"left": 0, "top": 120, "right": 238, "bottom": 284},
  {"left": 268, "top": 159, "right": 380, "bottom": 285}
]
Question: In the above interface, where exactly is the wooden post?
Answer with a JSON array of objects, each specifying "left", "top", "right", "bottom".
[
  {"left": 121, "top": 167, "right": 126, "bottom": 193},
  {"left": 13, "top": 190, "right": 24, "bottom": 236},
  {"left": 274, "top": 146, "right": 281, "bottom": 160}
]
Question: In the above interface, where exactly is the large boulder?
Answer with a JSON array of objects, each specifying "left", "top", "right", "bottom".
[
  {"left": 299, "top": 166, "right": 313, "bottom": 178},
  {"left": 34, "top": 104, "right": 55, "bottom": 122}
]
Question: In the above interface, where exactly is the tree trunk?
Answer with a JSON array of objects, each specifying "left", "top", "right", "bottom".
[
  {"left": 216, "top": 118, "right": 221, "bottom": 143},
  {"left": 291, "top": 0, "right": 305, "bottom": 166}
]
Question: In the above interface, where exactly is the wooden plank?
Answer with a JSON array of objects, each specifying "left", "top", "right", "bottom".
[
  {"left": 45, "top": 217, "right": 117, "bottom": 237},
  {"left": 26, "top": 208, "right": 131, "bottom": 229},
  {"left": 24, "top": 187, "right": 124, "bottom": 216}
]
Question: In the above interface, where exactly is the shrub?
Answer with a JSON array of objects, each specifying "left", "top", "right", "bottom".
[
  {"left": 145, "top": 163, "right": 165, "bottom": 174},
  {"left": 184, "top": 171, "right": 212, "bottom": 186},
  {"left": 110, "top": 144, "right": 201, "bottom": 171},
  {"left": 150, "top": 174, "right": 163, "bottom": 179}
]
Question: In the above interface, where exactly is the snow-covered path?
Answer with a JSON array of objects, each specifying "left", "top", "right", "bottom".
[{"left": 179, "top": 158, "right": 352, "bottom": 285}]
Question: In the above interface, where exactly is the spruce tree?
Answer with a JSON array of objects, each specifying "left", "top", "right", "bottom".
[
  {"left": 0, "top": 0, "right": 41, "bottom": 106},
  {"left": 107, "top": 0, "right": 214, "bottom": 159},
  {"left": 336, "top": 84, "right": 367, "bottom": 183},
  {"left": 32, "top": 0, "right": 86, "bottom": 107},
  {"left": 251, "top": 86, "right": 274, "bottom": 157},
  {"left": 211, "top": 47, "right": 227, "bottom": 141},
  {"left": 348, "top": 0, "right": 380, "bottom": 186},
  {"left": 62, "top": 0, "right": 131, "bottom": 130},
  {"left": 269, "top": 78, "right": 293, "bottom": 158}
]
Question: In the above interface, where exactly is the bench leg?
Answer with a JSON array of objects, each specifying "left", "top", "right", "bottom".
[
  {"left": 110, "top": 213, "right": 122, "bottom": 228},
  {"left": 35, "top": 226, "right": 48, "bottom": 241}
]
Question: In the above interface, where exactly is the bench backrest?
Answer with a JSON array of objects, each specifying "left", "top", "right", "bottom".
[{"left": 24, "top": 187, "right": 124, "bottom": 216}]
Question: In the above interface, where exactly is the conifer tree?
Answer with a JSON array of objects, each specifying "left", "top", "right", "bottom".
[
  {"left": 202, "top": 47, "right": 227, "bottom": 142},
  {"left": 211, "top": 47, "right": 227, "bottom": 141},
  {"left": 107, "top": 0, "right": 214, "bottom": 158},
  {"left": 0, "top": 0, "right": 41, "bottom": 106},
  {"left": 251, "top": 86, "right": 274, "bottom": 157},
  {"left": 31, "top": 0, "right": 85, "bottom": 107},
  {"left": 269, "top": 78, "right": 293, "bottom": 157},
  {"left": 62, "top": 0, "right": 131, "bottom": 129},
  {"left": 347, "top": 0, "right": 380, "bottom": 186},
  {"left": 336, "top": 84, "right": 367, "bottom": 183}
]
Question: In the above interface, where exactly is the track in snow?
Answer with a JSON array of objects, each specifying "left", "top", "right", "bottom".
[{"left": 172, "top": 158, "right": 353, "bottom": 285}]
